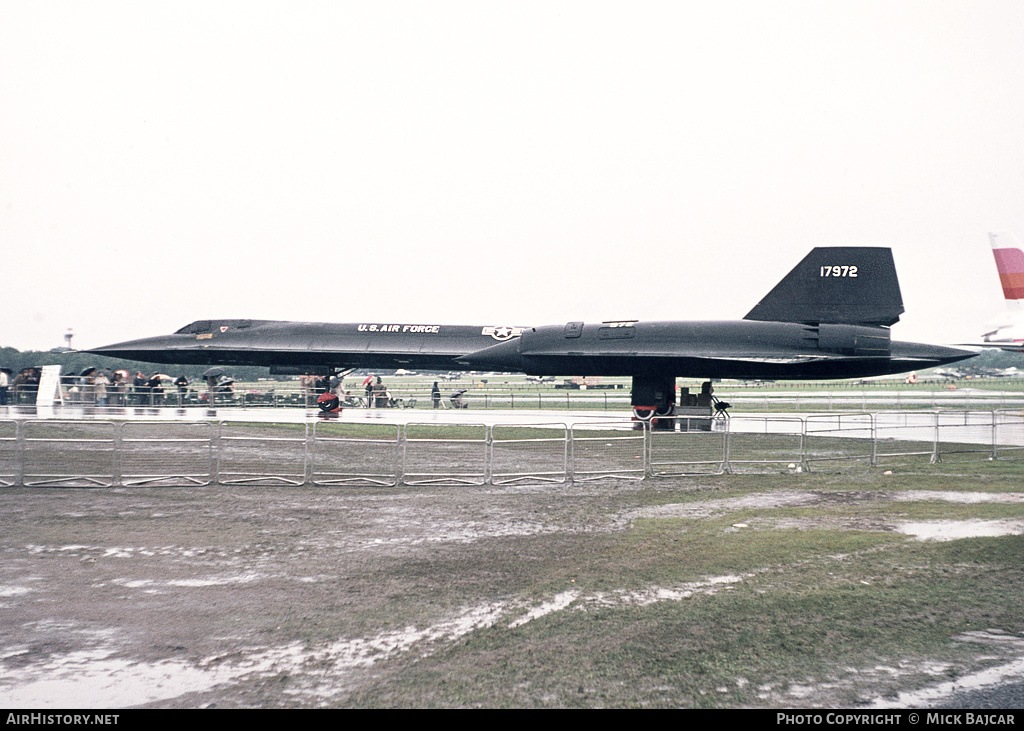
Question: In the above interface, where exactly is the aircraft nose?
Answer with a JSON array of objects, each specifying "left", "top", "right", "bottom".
[{"left": 88, "top": 335, "right": 186, "bottom": 361}]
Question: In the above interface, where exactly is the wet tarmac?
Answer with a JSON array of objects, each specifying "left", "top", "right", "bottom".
[{"left": 1, "top": 404, "right": 624, "bottom": 426}]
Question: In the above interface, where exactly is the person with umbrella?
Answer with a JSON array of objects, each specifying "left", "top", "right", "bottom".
[
  {"left": 174, "top": 375, "right": 189, "bottom": 406},
  {"left": 203, "top": 367, "right": 226, "bottom": 405},
  {"left": 148, "top": 373, "right": 170, "bottom": 406},
  {"left": 76, "top": 367, "right": 98, "bottom": 405}
]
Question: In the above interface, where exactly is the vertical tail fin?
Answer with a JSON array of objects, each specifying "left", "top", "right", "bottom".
[
  {"left": 743, "top": 247, "right": 904, "bottom": 326},
  {"left": 988, "top": 231, "right": 1024, "bottom": 303}
]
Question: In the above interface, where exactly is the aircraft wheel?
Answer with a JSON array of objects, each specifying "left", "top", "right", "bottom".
[
  {"left": 317, "top": 393, "right": 340, "bottom": 412},
  {"left": 632, "top": 407, "right": 656, "bottom": 421}
]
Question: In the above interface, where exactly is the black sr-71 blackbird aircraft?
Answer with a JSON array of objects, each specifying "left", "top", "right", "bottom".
[{"left": 90, "top": 247, "right": 974, "bottom": 416}]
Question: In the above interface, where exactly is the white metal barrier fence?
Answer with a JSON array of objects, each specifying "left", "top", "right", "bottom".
[
  {"left": 17, "top": 377, "right": 1024, "bottom": 412},
  {"left": 1, "top": 411, "right": 1022, "bottom": 487}
]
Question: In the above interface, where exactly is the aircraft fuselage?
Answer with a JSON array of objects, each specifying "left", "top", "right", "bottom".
[
  {"left": 89, "top": 317, "right": 971, "bottom": 381},
  {"left": 88, "top": 247, "right": 977, "bottom": 418}
]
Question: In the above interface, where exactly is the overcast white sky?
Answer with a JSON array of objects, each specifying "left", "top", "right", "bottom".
[{"left": 3, "top": 1, "right": 1024, "bottom": 353}]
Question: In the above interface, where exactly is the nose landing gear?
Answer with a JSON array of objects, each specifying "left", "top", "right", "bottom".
[{"left": 317, "top": 392, "right": 341, "bottom": 413}]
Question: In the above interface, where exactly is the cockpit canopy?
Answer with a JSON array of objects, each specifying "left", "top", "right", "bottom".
[{"left": 173, "top": 320, "right": 270, "bottom": 335}]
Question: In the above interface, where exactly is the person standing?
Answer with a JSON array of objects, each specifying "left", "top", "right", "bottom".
[
  {"left": 133, "top": 372, "right": 148, "bottom": 405},
  {"left": 147, "top": 374, "right": 164, "bottom": 406},
  {"left": 373, "top": 376, "right": 388, "bottom": 408},
  {"left": 93, "top": 372, "right": 110, "bottom": 406},
  {"left": 111, "top": 371, "right": 127, "bottom": 405},
  {"left": 174, "top": 376, "right": 189, "bottom": 406}
]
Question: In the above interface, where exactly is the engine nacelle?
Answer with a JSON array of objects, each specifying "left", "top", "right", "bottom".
[{"left": 815, "top": 323, "right": 891, "bottom": 357}]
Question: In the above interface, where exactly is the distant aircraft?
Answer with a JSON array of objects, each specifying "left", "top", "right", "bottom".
[
  {"left": 90, "top": 247, "right": 974, "bottom": 416},
  {"left": 976, "top": 231, "right": 1024, "bottom": 352}
]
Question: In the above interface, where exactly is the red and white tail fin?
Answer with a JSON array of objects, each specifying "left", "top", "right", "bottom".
[{"left": 989, "top": 231, "right": 1024, "bottom": 307}]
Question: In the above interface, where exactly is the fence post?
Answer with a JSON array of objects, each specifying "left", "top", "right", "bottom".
[
  {"left": 723, "top": 418, "right": 733, "bottom": 474},
  {"left": 213, "top": 422, "right": 222, "bottom": 484},
  {"left": 113, "top": 422, "right": 123, "bottom": 487},
  {"left": 930, "top": 411, "right": 940, "bottom": 464},
  {"left": 870, "top": 413, "right": 878, "bottom": 467},
  {"left": 304, "top": 422, "right": 312, "bottom": 485},
  {"left": 991, "top": 411, "right": 999, "bottom": 461},
  {"left": 643, "top": 420, "right": 650, "bottom": 477},
  {"left": 567, "top": 425, "right": 574, "bottom": 482},
  {"left": 800, "top": 416, "right": 810, "bottom": 472},
  {"left": 484, "top": 424, "right": 492, "bottom": 485},
  {"left": 398, "top": 423, "right": 407, "bottom": 484},
  {"left": 14, "top": 420, "right": 23, "bottom": 486}
]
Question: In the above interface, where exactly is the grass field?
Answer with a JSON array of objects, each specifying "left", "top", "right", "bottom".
[
  {"left": 2, "top": 457, "right": 1022, "bottom": 707},
  {"left": 335, "top": 464, "right": 1024, "bottom": 707}
]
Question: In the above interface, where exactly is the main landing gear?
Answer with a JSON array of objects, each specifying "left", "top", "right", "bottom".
[
  {"left": 631, "top": 375, "right": 719, "bottom": 430},
  {"left": 630, "top": 374, "right": 677, "bottom": 425}
]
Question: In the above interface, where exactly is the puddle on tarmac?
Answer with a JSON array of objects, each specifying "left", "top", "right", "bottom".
[
  {"left": 894, "top": 519, "right": 1024, "bottom": 542},
  {"left": 896, "top": 490, "right": 1024, "bottom": 504}
]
